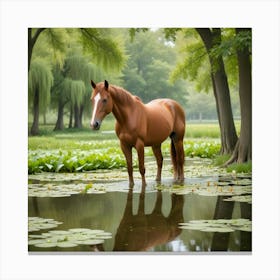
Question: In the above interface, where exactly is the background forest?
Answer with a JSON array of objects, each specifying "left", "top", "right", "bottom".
[
  {"left": 28, "top": 28, "right": 251, "bottom": 164},
  {"left": 28, "top": 28, "right": 241, "bottom": 131}
]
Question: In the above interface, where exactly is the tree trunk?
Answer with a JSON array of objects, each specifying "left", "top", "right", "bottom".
[
  {"left": 43, "top": 112, "right": 47, "bottom": 125},
  {"left": 79, "top": 104, "right": 84, "bottom": 127},
  {"left": 211, "top": 196, "right": 234, "bottom": 251},
  {"left": 68, "top": 106, "right": 73, "bottom": 128},
  {"left": 28, "top": 28, "right": 46, "bottom": 71},
  {"left": 74, "top": 103, "right": 82, "bottom": 128},
  {"left": 30, "top": 88, "right": 40, "bottom": 135},
  {"left": 226, "top": 28, "right": 252, "bottom": 164},
  {"left": 196, "top": 28, "right": 238, "bottom": 154},
  {"left": 54, "top": 100, "right": 65, "bottom": 131}
]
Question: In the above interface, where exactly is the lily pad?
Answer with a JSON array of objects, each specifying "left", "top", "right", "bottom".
[
  {"left": 201, "top": 227, "right": 234, "bottom": 233},
  {"left": 179, "top": 218, "right": 252, "bottom": 233},
  {"left": 28, "top": 226, "right": 112, "bottom": 249},
  {"left": 223, "top": 195, "right": 252, "bottom": 204},
  {"left": 49, "top": 230, "right": 70, "bottom": 235},
  {"left": 68, "top": 228, "right": 95, "bottom": 233},
  {"left": 57, "top": 242, "right": 77, "bottom": 248},
  {"left": 28, "top": 217, "right": 62, "bottom": 232},
  {"left": 35, "top": 242, "right": 58, "bottom": 248},
  {"left": 75, "top": 239, "right": 104, "bottom": 245}
]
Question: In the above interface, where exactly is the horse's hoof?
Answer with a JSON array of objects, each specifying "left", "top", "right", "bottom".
[
  {"left": 128, "top": 181, "right": 135, "bottom": 188},
  {"left": 155, "top": 177, "right": 161, "bottom": 184}
]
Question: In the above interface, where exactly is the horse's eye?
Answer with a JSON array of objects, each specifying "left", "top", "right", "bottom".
[{"left": 102, "top": 99, "right": 107, "bottom": 104}]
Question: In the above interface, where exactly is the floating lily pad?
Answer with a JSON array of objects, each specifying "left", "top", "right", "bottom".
[
  {"left": 57, "top": 242, "right": 77, "bottom": 248},
  {"left": 35, "top": 242, "right": 58, "bottom": 248},
  {"left": 201, "top": 227, "right": 234, "bottom": 233},
  {"left": 28, "top": 239, "right": 47, "bottom": 245},
  {"left": 28, "top": 225, "right": 112, "bottom": 249},
  {"left": 28, "top": 217, "right": 62, "bottom": 232},
  {"left": 75, "top": 239, "right": 104, "bottom": 245},
  {"left": 179, "top": 218, "right": 252, "bottom": 233},
  {"left": 68, "top": 228, "right": 95, "bottom": 233},
  {"left": 49, "top": 230, "right": 70, "bottom": 235},
  {"left": 223, "top": 195, "right": 252, "bottom": 204}
]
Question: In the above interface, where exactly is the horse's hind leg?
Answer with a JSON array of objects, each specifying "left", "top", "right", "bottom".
[
  {"left": 170, "top": 133, "right": 185, "bottom": 183},
  {"left": 175, "top": 139, "right": 185, "bottom": 182},
  {"left": 170, "top": 139, "right": 178, "bottom": 181},
  {"left": 152, "top": 144, "right": 163, "bottom": 182}
]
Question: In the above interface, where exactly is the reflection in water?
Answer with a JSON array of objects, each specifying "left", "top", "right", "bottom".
[
  {"left": 211, "top": 196, "right": 251, "bottom": 251},
  {"left": 113, "top": 185, "right": 184, "bottom": 251},
  {"left": 28, "top": 181, "right": 252, "bottom": 252}
]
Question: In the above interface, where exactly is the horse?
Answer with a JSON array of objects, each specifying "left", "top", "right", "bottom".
[{"left": 90, "top": 80, "right": 185, "bottom": 186}]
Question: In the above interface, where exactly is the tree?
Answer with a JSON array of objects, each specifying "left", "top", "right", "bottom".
[
  {"left": 194, "top": 28, "right": 238, "bottom": 154},
  {"left": 28, "top": 29, "right": 69, "bottom": 135},
  {"left": 29, "top": 28, "right": 126, "bottom": 133},
  {"left": 166, "top": 28, "right": 238, "bottom": 154},
  {"left": 123, "top": 29, "right": 188, "bottom": 105},
  {"left": 28, "top": 28, "right": 45, "bottom": 71},
  {"left": 28, "top": 58, "right": 53, "bottom": 135},
  {"left": 225, "top": 28, "right": 252, "bottom": 163}
]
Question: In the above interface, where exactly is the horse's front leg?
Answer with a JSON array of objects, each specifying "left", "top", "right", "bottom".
[
  {"left": 135, "top": 140, "right": 146, "bottom": 186},
  {"left": 120, "top": 142, "right": 134, "bottom": 186}
]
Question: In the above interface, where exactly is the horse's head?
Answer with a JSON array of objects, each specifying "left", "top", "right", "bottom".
[{"left": 90, "top": 80, "right": 113, "bottom": 130}]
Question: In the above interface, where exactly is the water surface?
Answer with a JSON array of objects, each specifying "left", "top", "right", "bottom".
[{"left": 28, "top": 163, "right": 252, "bottom": 253}]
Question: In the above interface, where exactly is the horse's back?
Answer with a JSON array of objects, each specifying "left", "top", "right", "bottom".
[
  {"left": 146, "top": 98, "right": 185, "bottom": 126},
  {"left": 143, "top": 98, "right": 185, "bottom": 144}
]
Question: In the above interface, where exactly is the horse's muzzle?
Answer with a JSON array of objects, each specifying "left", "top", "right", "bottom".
[{"left": 91, "top": 120, "right": 101, "bottom": 130}]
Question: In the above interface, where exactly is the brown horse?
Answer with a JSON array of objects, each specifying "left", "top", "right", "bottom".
[{"left": 90, "top": 80, "right": 185, "bottom": 186}]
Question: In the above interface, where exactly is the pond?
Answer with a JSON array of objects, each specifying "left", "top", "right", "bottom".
[{"left": 28, "top": 158, "right": 252, "bottom": 253}]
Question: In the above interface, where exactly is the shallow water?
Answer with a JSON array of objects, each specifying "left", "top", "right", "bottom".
[{"left": 28, "top": 158, "right": 252, "bottom": 253}]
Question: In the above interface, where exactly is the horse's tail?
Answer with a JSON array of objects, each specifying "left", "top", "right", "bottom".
[{"left": 170, "top": 137, "right": 177, "bottom": 176}]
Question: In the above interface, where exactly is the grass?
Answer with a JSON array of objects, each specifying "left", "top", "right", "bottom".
[
  {"left": 28, "top": 121, "right": 250, "bottom": 174},
  {"left": 30, "top": 119, "right": 240, "bottom": 139},
  {"left": 226, "top": 161, "right": 252, "bottom": 174},
  {"left": 213, "top": 155, "right": 252, "bottom": 174}
]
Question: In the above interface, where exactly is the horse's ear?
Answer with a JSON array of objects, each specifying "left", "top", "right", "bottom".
[
  {"left": 104, "top": 80, "right": 109, "bottom": 90},
  {"left": 91, "top": 80, "right": 96, "bottom": 89}
]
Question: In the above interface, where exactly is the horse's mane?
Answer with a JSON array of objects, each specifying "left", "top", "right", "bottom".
[{"left": 109, "top": 85, "right": 143, "bottom": 105}]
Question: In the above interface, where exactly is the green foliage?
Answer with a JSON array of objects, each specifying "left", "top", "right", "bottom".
[
  {"left": 28, "top": 137, "right": 221, "bottom": 174},
  {"left": 226, "top": 161, "right": 252, "bottom": 174},
  {"left": 169, "top": 30, "right": 212, "bottom": 94},
  {"left": 169, "top": 27, "right": 245, "bottom": 103},
  {"left": 28, "top": 147, "right": 127, "bottom": 174},
  {"left": 183, "top": 140, "right": 220, "bottom": 158},
  {"left": 213, "top": 155, "right": 252, "bottom": 173},
  {"left": 79, "top": 28, "right": 127, "bottom": 72},
  {"left": 212, "top": 154, "right": 231, "bottom": 166},
  {"left": 28, "top": 58, "right": 54, "bottom": 112},
  {"left": 69, "top": 80, "right": 85, "bottom": 106},
  {"left": 210, "top": 29, "right": 252, "bottom": 59},
  {"left": 123, "top": 29, "right": 188, "bottom": 104}
]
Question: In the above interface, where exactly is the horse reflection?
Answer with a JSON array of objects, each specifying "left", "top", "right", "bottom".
[{"left": 113, "top": 186, "right": 184, "bottom": 251}]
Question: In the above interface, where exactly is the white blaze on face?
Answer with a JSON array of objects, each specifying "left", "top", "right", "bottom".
[{"left": 90, "top": 93, "right": 101, "bottom": 127}]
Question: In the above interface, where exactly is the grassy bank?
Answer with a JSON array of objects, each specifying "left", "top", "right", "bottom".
[
  {"left": 28, "top": 121, "right": 250, "bottom": 174},
  {"left": 29, "top": 119, "right": 240, "bottom": 139}
]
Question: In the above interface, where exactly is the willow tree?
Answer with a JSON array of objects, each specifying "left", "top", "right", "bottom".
[
  {"left": 29, "top": 28, "right": 126, "bottom": 132},
  {"left": 28, "top": 58, "right": 53, "bottom": 135},
  {"left": 29, "top": 29, "right": 69, "bottom": 134},
  {"left": 52, "top": 29, "right": 126, "bottom": 130},
  {"left": 58, "top": 48, "right": 104, "bottom": 129},
  {"left": 28, "top": 28, "right": 67, "bottom": 71}
]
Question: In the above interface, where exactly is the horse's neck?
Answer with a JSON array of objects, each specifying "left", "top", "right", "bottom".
[{"left": 110, "top": 87, "right": 138, "bottom": 124}]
